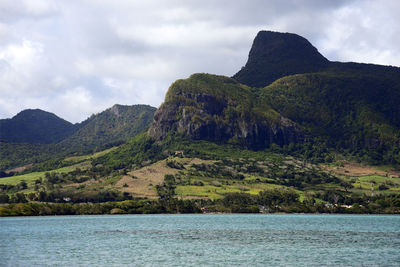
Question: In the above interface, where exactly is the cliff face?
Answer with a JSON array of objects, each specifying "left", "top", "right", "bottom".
[
  {"left": 149, "top": 30, "right": 400, "bottom": 157},
  {"left": 149, "top": 74, "right": 303, "bottom": 149}
]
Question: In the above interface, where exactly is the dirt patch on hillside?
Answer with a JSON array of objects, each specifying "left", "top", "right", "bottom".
[
  {"left": 116, "top": 160, "right": 179, "bottom": 199},
  {"left": 115, "top": 157, "right": 218, "bottom": 199},
  {"left": 324, "top": 162, "right": 400, "bottom": 178},
  {"left": 6, "top": 164, "right": 33, "bottom": 174}
]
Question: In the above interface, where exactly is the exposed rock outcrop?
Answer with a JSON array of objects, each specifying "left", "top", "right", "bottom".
[{"left": 149, "top": 75, "right": 303, "bottom": 150}]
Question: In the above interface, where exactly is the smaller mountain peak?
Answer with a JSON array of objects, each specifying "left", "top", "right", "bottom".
[
  {"left": 1, "top": 108, "right": 75, "bottom": 144},
  {"left": 110, "top": 104, "right": 122, "bottom": 117},
  {"left": 233, "top": 30, "right": 329, "bottom": 87},
  {"left": 14, "top": 109, "right": 51, "bottom": 118}
]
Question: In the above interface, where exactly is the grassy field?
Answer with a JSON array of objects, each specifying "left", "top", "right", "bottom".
[
  {"left": 3, "top": 150, "right": 400, "bottom": 204},
  {"left": 0, "top": 161, "right": 90, "bottom": 186},
  {"left": 64, "top": 147, "right": 118, "bottom": 163},
  {"left": 176, "top": 182, "right": 292, "bottom": 200},
  {"left": 0, "top": 147, "right": 118, "bottom": 187}
]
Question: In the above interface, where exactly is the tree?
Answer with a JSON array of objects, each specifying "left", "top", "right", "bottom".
[
  {"left": 0, "top": 193, "right": 9, "bottom": 203},
  {"left": 19, "top": 180, "right": 28, "bottom": 190},
  {"left": 11, "top": 193, "right": 27, "bottom": 203}
]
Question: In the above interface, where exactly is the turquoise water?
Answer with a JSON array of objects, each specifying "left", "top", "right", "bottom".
[{"left": 1, "top": 214, "right": 399, "bottom": 266}]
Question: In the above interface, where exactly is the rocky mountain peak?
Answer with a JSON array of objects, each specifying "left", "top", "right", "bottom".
[{"left": 233, "top": 31, "right": 329, "bottom": 87}]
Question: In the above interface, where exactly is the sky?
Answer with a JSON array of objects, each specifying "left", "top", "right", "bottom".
[{"left": 0, "top": 0, "right": 399, "bottom": 123}]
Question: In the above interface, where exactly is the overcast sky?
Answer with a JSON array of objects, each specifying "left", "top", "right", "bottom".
[{"left": 0, "top": 0, "right": 399, "bottom": 123}]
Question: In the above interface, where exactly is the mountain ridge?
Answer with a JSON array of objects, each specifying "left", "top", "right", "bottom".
[
  {"left": 0, "top": 104, "right": 156, "bottom": 171},
  {"left": 149, "top": 30, "right": 400, "bottom": 164},
  {"left": 1, "top": 30, "right": 400, "bottom": 215},
  {"left": 0, "top": 109, "right": 76, "bottom": 144}
]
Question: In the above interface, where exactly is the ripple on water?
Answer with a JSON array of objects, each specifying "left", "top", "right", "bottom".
[{"left": 1, "top": 214, "right": 400, "bottom": 266}]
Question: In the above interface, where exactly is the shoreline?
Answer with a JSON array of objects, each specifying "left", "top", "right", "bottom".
[{"left": 1, "top": 211, "right": 399, "bottom": 218}]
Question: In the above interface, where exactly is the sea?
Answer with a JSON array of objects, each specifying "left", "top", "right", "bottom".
[{"left": 1, "top": 214, "right": 399, "bottom": 266}]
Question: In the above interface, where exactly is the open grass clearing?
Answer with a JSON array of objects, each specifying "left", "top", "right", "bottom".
[
  {"left": 64, "top": 147, "right": 118, "bottom": 163},
  {"left": 0, "top": 161, "right": 90, "bottom": 186},
  {"left": 176, "top": 182, "right": 294, "bottom": 200}
]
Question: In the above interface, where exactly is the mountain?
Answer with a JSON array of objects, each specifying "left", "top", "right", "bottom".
[
  {"left": 2, "top": 30, "right": 400, "bottom": 215},
  {"left": 149, "top": 30, "right": 400, "bottom": 164},
  {"left": 233, "top": 31, "right": 329, "bottom": 87},
  {"left": 60, "top": 104, "right": 156, "bottom": 153},
  {"left": 0, "top": 104, "right": 156, "bottom": 171},
  {"left": 149, "top": 74, "right": 303, "bottom": 150},
  {"left": 0, "top": 109, "right": 76, "bottom": 144}
]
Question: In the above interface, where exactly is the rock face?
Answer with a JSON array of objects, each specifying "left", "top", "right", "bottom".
[
  {"left": 149, "top": 74, "right": 303, "bottom": 150},
  {"left": 233, "top": 31, "right": 329, "bottom": 87},
  {"left": 149, "top": 30, "right": 400, "bottom": 155}
]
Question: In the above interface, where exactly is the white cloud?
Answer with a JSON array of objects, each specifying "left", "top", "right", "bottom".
[
  {"left": 0, "top": 0, "right": 58, "bottom": 21},
  {"left": 318, "top": 0, "right": 400, "bottom": 65},
  {"left": 0, "top": 40, "right": 52, "bottom": 96}
]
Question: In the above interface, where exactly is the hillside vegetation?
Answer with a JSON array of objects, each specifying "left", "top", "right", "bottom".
[
  {"left": 0, "top": 109, "right": 76, "bottom": 144},
  {"left": 150, "top": 31, "right": 400, "bottom": 165},
  {"left": 2, "top": 136, "right": 399, "bottom": 215},
  {"left": 0, "top": 105, "right": 156, "bottom": 171},
  {"left": 1, "top": 30, "right": 400, "bottom": 215}
]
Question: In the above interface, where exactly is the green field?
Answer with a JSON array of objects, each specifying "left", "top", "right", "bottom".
[
  {"left": 176, "top": 182, "right": 292, "bottom": 200},
  {"left": 64, "top": 147, "right": 118, "bottom": 163},
  {"left": 350, "top": 175, "right": 400, "bottom": 193},
  {"left": 0, "top": 161, "right": 90, "bottom": 186}
]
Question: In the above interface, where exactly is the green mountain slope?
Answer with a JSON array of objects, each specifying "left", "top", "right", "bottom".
[
  {"left": 60, "top": 104, "right": 156, "bottom": 153},
  {"left": 149, "top": 74, "right": 303, "bottom": 149},
  {"left": 262, "top": 70, "right": 400, "bottom": 163},
  {"left": 149, "top": 31, "right": 400, "bottom": 164},
  {"left": 0, "top": 109, "right": 76, "bottom": 144},
  {"left": 1, "top": 30, "right": 400, "bottom": 215},
  {"left": 0, "top": 104, "right": 156, "bottom": 171}
]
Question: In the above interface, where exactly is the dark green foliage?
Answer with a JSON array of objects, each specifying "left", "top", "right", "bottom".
[
  {"left": 0, "top": 199, "right": 203, "bottom": 216},
  {"left": 0, "top": 109, "right": 76, "bottom": 144},
  {"left": 58, "top": 104, "right": 156, "bottom": 155},
  {"left": 217, "top": 189, "right": 300, "bottom": 213},
  {"left": 262, "top": 70, "right": 400, "bottom": 165},
  {"left": 378, "top": 184, "right": 389, "bottom": 190},
  {"left": 156, "top": 174, "right": 176, "bottom": 201},
  {"left": 93, "top": 132, "right": 163, "bottom": 170},
  {"left": 257, "top": 189, "right": 299, "bottom": 206},
  {"left": 0, "top": 142, "right": 58, "bottom": 171},
  {"left": 0, "top": 105, "right": 156, "bottom": 171},
  {"left": 150, "top": 30, "right": 400, "bottom": 164},
  {"left": 18, "top": 180, "right": 27, "bottom": 189},
  {"left": 166, "top": 159, "right": 184, "bottom": 169},
  {"left": 0, "top": 193, "right": 9, "bottom": 203},
  {"left": 1, "top": 192, "right": 399, "bottom": 216}
]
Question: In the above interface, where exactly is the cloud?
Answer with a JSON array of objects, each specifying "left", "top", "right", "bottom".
[
  {"left": 0, "top": 0, "right": 399, "bottom": 123},
  {"left": 318, "top": 0, "right": 400, "bottom": 66},
  {"left": 0, "top": 0, "right": 58, "bottom": 22}
]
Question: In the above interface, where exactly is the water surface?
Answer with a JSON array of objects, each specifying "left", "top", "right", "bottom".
[{"left": 1, "top": 214, "right": 399, "bottom": 266}]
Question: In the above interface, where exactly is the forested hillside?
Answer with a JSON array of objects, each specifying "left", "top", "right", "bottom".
[
  {"left": 0, "top": 105, "right": 156, "bottom": 171},
  {"left": 1, "top": 30, "right": 400, "bottom": 216},
  {"left": 0, "top": 109, "right": 76, "bottom": 144}
]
